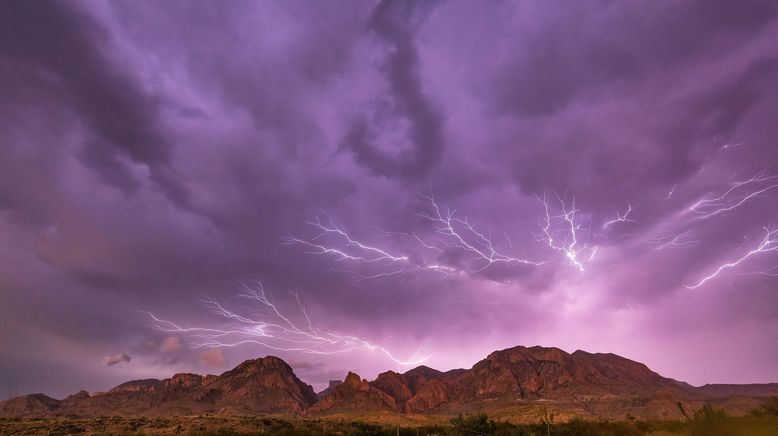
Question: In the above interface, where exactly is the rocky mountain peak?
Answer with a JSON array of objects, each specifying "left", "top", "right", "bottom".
[
  {"left": 371, "top": 370, "right": 413, "bottom": 404},
  {"left": 109, "top": 378, "right": 162, "bottom": 393},
  {"left": 343, "top": 372, "right": 369, "bottom": 390},
  {"left": 2, "top": 346, "right": 775, "bottom": 420},
  {"left": 165, "top": 373, "right": 203, "bottom": 389}
]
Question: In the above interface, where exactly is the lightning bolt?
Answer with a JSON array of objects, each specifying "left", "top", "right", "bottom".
[
  {"left": 144, "top": 282, "right": 431, "bottom": 366},
  {"left": 282, "top": 215, "right": 408, "bottom": 263},
  {"left": 646, "top": 230, "right": 700, "bottom": 251},
  {"left": 536, "top": 191, "right": 592, "bottom": 271},
  {"left": 664, "top": 184, "right": 678, "bottom": 200},
  {"left": 603, "top": 203, "right": 635, "bottom": 229},
  {"left": 689, "top": 169, "right": 778, "bottom": 219},
  {"left": 719, "top": 142, "right": 745, "bottom": 151},
  {"left": 755, "top": 266, "right": 778, "bottom": 277},
  {"left": 588, "top": 246, "right": 599, "bottom": 261},
  {"left": 283, "top": 215, "right": 460, "bottom": 281},
  {"left": 685, "top": 227, "right": 778, "bottom": 289},
  {"left": 417, "top": 194, "right": 543, "bottom": 272}
]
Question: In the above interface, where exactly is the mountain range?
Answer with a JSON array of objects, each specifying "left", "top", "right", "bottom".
[{"left": 2, "top": 345, "right": 776, "bottom": 422}]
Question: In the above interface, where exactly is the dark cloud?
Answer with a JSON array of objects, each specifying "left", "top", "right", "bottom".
[
  {"left": 342, "top": 0, "right": 444, "bottom": 179},
  {"left": 0, "top": 0, "right": 776, "bottom": 398},
  {"left": 687, "top": 56, "right": 778, "bottom": 141},
  {"left": 106, "top": 353, "right": 131, "bottom": 366},
  {"left": 492, "top": 0, "right": 777, "bottom": 118},
  {"left": 0, "top": 0, "right": 189, "bottom": 206}
]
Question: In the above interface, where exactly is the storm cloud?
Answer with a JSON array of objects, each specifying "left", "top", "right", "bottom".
[{"left": 0, "top": 0, "right": 776, "bottom": 398}]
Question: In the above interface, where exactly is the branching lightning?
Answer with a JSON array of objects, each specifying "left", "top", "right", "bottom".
[
  {"left": 646, "top": 230, "right": 700, "bottom": 251},
  {"left": 283, "top": 215, "right": 460, "bottom": 281},
  {"left": 536, "top": 192, "right": 592, "bottom": 271},
  {"left": 417, "top": 194, "right": 543, "bottom": 271},
  {"left": 685, "top": 227, "right": 778, "bottom": 289},
  {"left": 689, "top": 169, "right": 778, "bottom": 219},
  {"left": 755, "top": 266, "right": 778, "bottom": 277},
  {"left": 282, "top": 215, "right": 408, "bottom": 263},
  {"left": 145, "top": 282, "right": 431, "bottom": 366},
  {"left": 603, "top": 203, "right": 635, "bottom": 229}
]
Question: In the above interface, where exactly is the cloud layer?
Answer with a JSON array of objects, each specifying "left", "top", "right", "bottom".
[{"left": 0, "top": 0, "right": 777, "bottom": 397}]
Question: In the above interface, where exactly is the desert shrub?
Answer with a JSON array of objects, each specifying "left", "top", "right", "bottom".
[
  {"left": 754, "top": 396, "right": 778, "bottom": 416},
  {"left": 687, "top": 404, "right": 732, "bottom": 436},
  {"left": 451, "top": 413, "right": 499, "bottom": 435},
  {"left": 411, "top": 424, "right": 451, "bottom": 436},
  {"left": 348, "top": 421, "right": 388, "bottom": 435},
  {"left": 266, "top": 418, "right": 294, "bottom": 431},
  {"left": 48, "top": 422, "right": 86, "bottom": 435},
  {"left": 448, "top": 413, "right": 660, "bottom": 436}
]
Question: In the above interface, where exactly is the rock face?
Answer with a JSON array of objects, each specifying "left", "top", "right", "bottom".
[
  {"left": 309, "top": 372, "right": 400, "bottom": 413},
  {"left": 1, "top": 346, "right": 776, "bottom": 419},
  {"left": 316, "top": 380, "right": 343, "bottom": 400},
  {"left": 110, "top": 378, "right": 162, "bottom": 393},
  {"left": 368, "top": 366, "right": 460, "bottom": 413},
  {"left": 371, "top": 371, "right": 413, "bottom": 404},
  {"left": 0, "top": 356, "right": 316, "bottom": 418},
  {"left": 454, "top": 346, "right": 679, "bottom": 402},
  {"left": 0, "top": 394, "right": 60, "bottom": 417},
  {"left": 205, "top": 356, "right": 317, "bottom": 413},
  {"left": 359, "top": 346, "right": 686, "bottom": 414}
]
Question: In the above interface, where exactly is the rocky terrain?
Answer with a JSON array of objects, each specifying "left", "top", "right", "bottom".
[{"left": 2, "top": 345, "right": 776, "bottom": 422}]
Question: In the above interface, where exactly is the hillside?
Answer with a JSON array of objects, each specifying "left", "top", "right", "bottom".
[{"left": 2, "top": 345, "right": 775, "bottom": 421}]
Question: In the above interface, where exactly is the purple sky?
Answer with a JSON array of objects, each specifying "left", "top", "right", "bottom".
[{"left": 1, "top": 0, "right": 777, "bottom": 399}]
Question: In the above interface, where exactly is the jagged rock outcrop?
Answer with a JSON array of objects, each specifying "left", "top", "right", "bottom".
[
  {"left": 309, "top": 372, "right": 400, "bottom": 413},
  {"left": 163, "top": 373, "right": 204, "bottom": 390},
  {"left": 367, "top": 366, "right": 457, "bottom": 413},
  {"left": 357, "top": 346, "right": 693, "bottom": 416},
  {"left": 317, "top": 380, "right": 343, "bottom": 400},
  {"left": 405, "top": 378, "right": 452, "bottom": 412},
  {"left": 349, "top": 346, "right": 687, "bottom": 415},
  {"left": 371, "top": 371, "right": 413, "bottom": 404},
  {"left": 109, "top": 378, "right": 162, "bottom": 393}
]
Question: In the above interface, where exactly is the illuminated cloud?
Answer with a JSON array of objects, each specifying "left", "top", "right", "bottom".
[
  {"left": 105, "top": 353, "right": 131, "bottom": 366},
  {"left": 200, "top": 349, "right": 227, "bottom": 368},
  {"left": 159, "top": 336, "right": 184, "bottom": 353}
]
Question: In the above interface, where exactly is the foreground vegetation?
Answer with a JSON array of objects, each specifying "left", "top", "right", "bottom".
[{"left": 2, "top": 398, "right": 777, "bottom": 435}]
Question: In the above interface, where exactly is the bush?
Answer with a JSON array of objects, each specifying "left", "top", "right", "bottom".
[
  {"left": 754, "top": 396, "right": 778, "bottom": 416},
  {"left": 687, "top": 404, "right": 731, "bottom": 436},
  {"left": 450, "top": 413, "right": 498, "bottom": 436}
]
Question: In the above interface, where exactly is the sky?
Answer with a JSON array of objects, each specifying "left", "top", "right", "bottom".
[{"left": 1, "top": 0, "right": 777, "bottom": 399}]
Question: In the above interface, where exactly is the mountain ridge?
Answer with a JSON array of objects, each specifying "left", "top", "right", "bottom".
[{"left": 2, "top": 345, "right": 776, "bottom": 420}]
